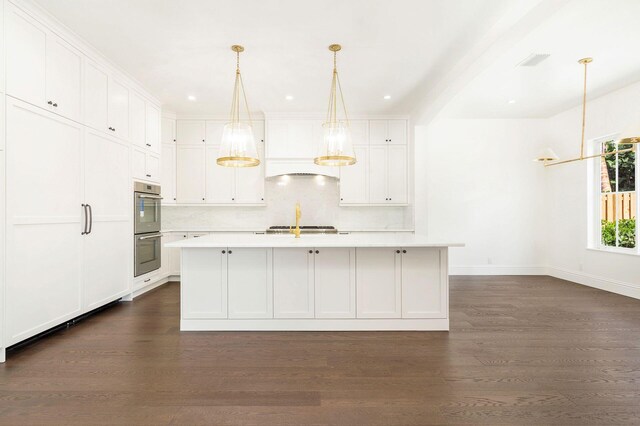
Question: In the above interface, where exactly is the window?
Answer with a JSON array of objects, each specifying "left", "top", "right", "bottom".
[{"left": 596, "top": 139, "right": 637, "bottom": 251}]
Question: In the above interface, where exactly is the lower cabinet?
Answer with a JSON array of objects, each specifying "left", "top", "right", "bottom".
[
  {"left": 314, "top": 248, "right": 356, "bottom": 318},
  {"left": 228, "top": 248, "right": 273, "bottom": 319},
  {"left": 181, "top": 248, "right": 227, "bottom": 319},
  {"left": 356, "top": 248, "right": 402, "bottom": 318},
  {"left": 401, "top": 248, "right": 446, "bottom": 318},
  {"left": 273, "top": 248, "right": 314, "bottom": 318}
]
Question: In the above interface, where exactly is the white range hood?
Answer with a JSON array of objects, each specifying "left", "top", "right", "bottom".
[{"left": 265, "top": 159, "right": 339, "bottom": 178}]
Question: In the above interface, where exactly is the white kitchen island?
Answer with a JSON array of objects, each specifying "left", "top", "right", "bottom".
[{"left": 166, "top": 234, "right": 463, "bottom": 331}]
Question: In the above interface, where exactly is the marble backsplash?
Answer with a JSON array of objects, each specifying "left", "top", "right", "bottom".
[{"left": 162, "top": 175, "right": 413, "bottom": 231}]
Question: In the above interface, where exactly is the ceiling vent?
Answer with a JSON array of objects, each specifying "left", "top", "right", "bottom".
[{"left": 517, "top": 53, "right": 551, "bottom": 67}]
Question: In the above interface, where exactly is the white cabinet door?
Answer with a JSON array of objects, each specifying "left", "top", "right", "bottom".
[
  {"left": 356, "top": 248, "right": 401, "bottom": 318},
  {"left": 5, "top": 99, "right": 83, "bottom": 345},
  {"left": 387, "top": 145, "right": 407, "bottom": 204},
  {"left": 146, "top": 152, "right": 160, "bottom": 182},
  {"left": 273, "top": 248, "right": 314, "bottom": 318},
  {"left": 129, "top": 92, "right": 146, "bottom": 147},
  {"left": 161, "top": 117, "right": 176, "bottom": 144},
  {"left": 181, "top": 248, "right": 227, "bottom": 319},
  {"left": 45, "top": 35, "right": 82, "bottom": 121},
  {"left": 205, "top": 120, "right": 225, "bottom": 145},
  {"left": 83, "top": 130, "right": 131, "bottom": 310},
  {"left": 387, "top": 120, "right": 407, "bottom": 145},
  {"left": 401, "top": 248, "right": 446, "bottom": 318},
  {"left": 266, "top": 120, "right": 316, "bottom": 158},
  {"left": 161, "top": 143, "right": 176, "bottom": 203},
  {"left": 84, "top": 60, "right": 109, "bottom": 133},
  {"left": 228, "top": 248, "right": 273, "bottom": 319},
  {"left": 234, "top": 140, "right": 265, "bottom": 204},
  {"left": 145, "top": 103, "right": 160, "bottom": 154},
  {"left": 132, "top": 146, "right": 146, "bottom": 180},
  {"left": 5, "top": 4, "right": 46, "bottom": 107},
  {"left": 314, "top": 248, "right": 356, "bottom": 318},
  {"left": 369, "top": 120, "right": 388, "bottom": 145},
  {"left": 369, "top": 146, "right": 388, "bottom": 204},
  {"left": 176, "top": 145, "right": 205, "bottom": 203},
  {"left": 339, "top": 146, "right": 368, "bottom": 204},
  {"left": 266, "top": 121, "right": 289, "bottom": 158},
  {"left": 349, "top": 120, "right": 369, "bottom": 145},
  {"left": 177, "top": 120, "right": 205, "bottom": 145},
  {"left": 108, "top": 78, "right": 129, "bottom": 140},
  {"left": 205, "top": 146, "right": 235, "bottom": 203}
]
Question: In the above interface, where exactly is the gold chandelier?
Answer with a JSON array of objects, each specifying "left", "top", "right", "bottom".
[
  {"left": 536, "top": 57, "right": 638, "bottom": 167},
  {"left": 217, "top": 45, "right": 260, "bottom": 168},
  {"left": 314, "top": 44, "right": 356, "bottom": 166}
]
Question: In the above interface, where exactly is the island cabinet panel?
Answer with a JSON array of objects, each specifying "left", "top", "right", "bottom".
[
  {"left": 273, "top": 248, "right": 314, "bottom": 318},
  {"left": 181, "top": 248, "right": 227, "bottom": 319},
  {"left": 356, "top": 248, "right": 402, "bottom": 318},
  {"left": 401, "top": 248, "right": 447, "bottom": 318},
  {"left": 228, "top": 248, "right": 273, "bottom": 319},
  {"left": 314, "top": 248, "right": 356, "bottom": 318}
]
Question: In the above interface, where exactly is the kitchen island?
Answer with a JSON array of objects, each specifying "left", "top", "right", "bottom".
[{"left": 166, "top": 234, "right": 463, "bottom": 331}]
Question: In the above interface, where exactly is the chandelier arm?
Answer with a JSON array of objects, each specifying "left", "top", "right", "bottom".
[{"left": 544, "top": 146, "right": 635, "bottom": 167}]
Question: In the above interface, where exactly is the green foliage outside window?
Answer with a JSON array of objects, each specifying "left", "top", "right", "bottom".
[{"left": 602, "top": 218, "right": 636, "bottom": 248}]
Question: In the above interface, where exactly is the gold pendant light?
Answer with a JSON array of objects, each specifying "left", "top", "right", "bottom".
[
  {"left": 314, "top": 44, "right": 356, "bottom": 167},
  {"left": 536, "top": 57, "right": 638, "bottom": 167},
  {"left": 217, "top": 45, "right": 260, "bottom": 168}
]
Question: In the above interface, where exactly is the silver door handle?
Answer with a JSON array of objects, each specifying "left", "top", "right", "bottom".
[
  {"left": 139, "top": 233, "right": 162, "bottom": 240},
  {"left": 139, "top": 194, "right": 163, "bottom": 199},
  {"left": 81, "top": 204, "right": 88, "bottom": 235},
  {"left": 86, "top": 204, "right": 93, "bottom": 234}
]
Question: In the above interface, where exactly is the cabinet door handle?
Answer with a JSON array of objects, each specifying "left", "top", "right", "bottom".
[
  {"left": 396, "top": 250, "right": 400, "bottom": 254},
  {"left": 222, "top": 250, "right": 226, "bottom": 254},
  {"left": 402, "top": 250, "right": 407, "bottom": 254},
  {"left": 86, "top": 204, "right": 93, "bottom": 234},
  {"left": 308, "top": 250, "right": 313, "bottom": 254},
  {"left": 47, "top": 100, "right": 53, "bottom": 105},
  {"left": 81, "top": 204, "right": 87, "bottom": 235},
  {"left": 112, "top": 127, "right": 116, "bottom": 132},
  {"left": 146, "top": 143, "right": 151, "bottom": 147},
  {"left": 146, "top": 174, "right": 152, "bottom": 178},
  {"left": 231, "top": 198, "right": 235, "bottom": 201},
  {"left": 144, "top": 278, "right": 151, "bottom": 283},
  {"left": 53, "top": 103, "right": 58, "bottom": 107},
  {"left": 228, "top": 250, "right": 233, "bottom": 254},
  {"left": 315, "top": 250, "right": 319, "bottom": 254}
]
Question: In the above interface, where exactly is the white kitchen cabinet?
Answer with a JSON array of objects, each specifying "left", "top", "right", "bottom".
[
  {"left": 177, "top": 120, "right": 205, "bottom": 145},
  {"left": 161, "top": 116, "right": 176, "bottom": 144},
  {"left": 145, "top": 103, "right": 160, "bottom": 154},
  {"left": 132, "top": 146, "right": 160, "bottom": 183},
  {"left": 273, "top": 248, "right": 314, "bottom": 318},
  {"left": 169, "top": 233, "right": 188, "bottom": 275},
  {"left": 314, "top": 248, "right": 356, "bottom": 318},
  {"left": 181, "top": 248, "right": 228, "bottom": 319},
  {"left": 205, "top": 120, "right": 225, "bottom": 145},
  {"left": 5, "top": 98, "right": 84, "bottom": 345},
  {"left": 369, "top": 146, "right": 388, "bottom": 204},
  {"left": 176, "top": 145, "right": 205, "bottom": 203},
  {"left": 356, "top": 248, "right": 401, "bottom": 318},
  {"left": 370, "top": 119, "right": 407, "bottom": 145},
  {"left": 6, "top": 5, "right": 81, "bottom": 121},
  {"left": 108, "top": 78, "right": 129, "bottom": 140},
  {"left": 161, "top": 143, "right": 176, "bottom": 203},
  {"left": 205, "top": 145, "right": 235, "bottom": 203},
  {"left": 368, "top": 145, "right": 407, "bottom": 205},
  {"left": 227, "top": 248, "right": 273, "bottom": 319},
  {"left": 401, "top": 248, "right": 446, "bottom": 318},
  {"left": 84, "top": 60, "right": 130, "bottom": 138},
  {"left": 349, "top": 120, "right": 369, "bottom": 145},
  {"left": 130, "top": 92, "right": 146, "bottom": 147},
  {"left": 339, "top": 146, "right": 369, "bottom": 204},
  {"left": 83, "top": 129, "right": 131, "bottom": 311}
]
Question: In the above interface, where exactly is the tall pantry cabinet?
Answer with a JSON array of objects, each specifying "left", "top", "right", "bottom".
[{"left": 1, "top": 0, "right": 162, "bottom": 351}]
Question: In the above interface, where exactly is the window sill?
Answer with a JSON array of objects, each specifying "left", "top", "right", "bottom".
[{"left": 587, "top": 247, "right": 640, "bottom": 257}]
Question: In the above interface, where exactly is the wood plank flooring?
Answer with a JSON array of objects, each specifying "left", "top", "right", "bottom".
[{"left": 1, "top": 276, "right": 640, "bottom": 425}]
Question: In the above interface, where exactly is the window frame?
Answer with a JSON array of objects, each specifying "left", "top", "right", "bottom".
[{"left": 588, "top": 133, "right": 639, "bottom": 255}]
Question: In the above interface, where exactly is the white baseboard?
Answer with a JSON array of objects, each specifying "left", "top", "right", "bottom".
[
  {"left": 547, "top": 267, "right": 640, "bottom": 300},
  {"left": 450, "top": 265, "right": 547, "bottom": 275}
]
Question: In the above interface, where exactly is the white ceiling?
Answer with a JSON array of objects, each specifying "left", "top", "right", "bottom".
[
  {"left": 442, "top": 0, "right": 640, "bottom": 119},
  {"left": 33, "top": 0, "right": 516, "bottom": 116}
]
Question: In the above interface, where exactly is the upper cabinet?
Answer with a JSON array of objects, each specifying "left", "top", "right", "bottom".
[
  {"left": 176, "top": 120, "right": 205, "bottom": 144},
  {"left": 6, "top": 4, "right": 82, "bottom": 122},
  {"left": 145, "top": 103, "right": 160, "bottom": 154},
  {"left": 129, "top": 92, "right": 146, "bottom": 147},
  {"left": 84, "top": 60, "right": 129, "bottom": 139},
  {"left": 369, "top": 119, "right": 407, "bottom": 145},
  {"left": 161, "top": 116, "right": 176, "bottom": 144},
  {"left": 266, "top": 120, "right": 322, "bottom": 158}
]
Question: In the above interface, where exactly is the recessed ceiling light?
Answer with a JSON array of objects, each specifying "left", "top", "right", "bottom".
[
  {"left": 187, "top": 95, "right": 196, "bottom": 101},
  {"left": 508, "top": 99, "right": 516, "bottom": 104},
  {"left": 383, "top": 95, "right": 391, "bottom": 100},
  {"left": 285, "top": 95, "right": 294, "bottom": 100}
]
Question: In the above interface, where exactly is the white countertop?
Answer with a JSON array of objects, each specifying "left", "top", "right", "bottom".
[
  {"left": 166, "top": 233, "right": 463, "bottom": 248},
  {"left": 162, "top": 228, "right": 416, "bottom": 233}
]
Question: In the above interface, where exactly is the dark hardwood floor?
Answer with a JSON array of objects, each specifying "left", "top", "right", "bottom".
[{"left": 1, "top": 276, "right": 640, "bottom": 425}]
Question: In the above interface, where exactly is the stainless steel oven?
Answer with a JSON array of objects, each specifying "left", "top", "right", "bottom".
[
  {"left": 135, "top": 232, "right": 162, "bottom": 277},
  {"left": 134, "top": 182, "right": 162, "bottom": 235}
]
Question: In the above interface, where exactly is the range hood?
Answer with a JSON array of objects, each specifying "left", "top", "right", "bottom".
[{"left": 265, "top": 159, "right": 339, "bottom": 178}]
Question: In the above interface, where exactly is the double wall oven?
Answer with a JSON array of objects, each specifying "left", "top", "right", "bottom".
[{"left": 134, "top": 182, "right": 162, "bottom": 277}]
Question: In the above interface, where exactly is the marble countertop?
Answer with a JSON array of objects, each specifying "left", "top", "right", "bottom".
[
  {"left": 161, "top": 228, "right": 416, "bottom": 233},
  {"left": 165, "top": 233, "right": 463, "bottom": 248}
]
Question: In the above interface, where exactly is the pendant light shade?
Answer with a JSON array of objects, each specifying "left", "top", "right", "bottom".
[
  {"left": 217, "top": 45, "right": 260, "bottom": 168},
  {"left": 314, "top": 44, "right": 356, "bottom": 167}
]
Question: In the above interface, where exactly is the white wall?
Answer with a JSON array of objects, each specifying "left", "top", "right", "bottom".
[
  {"left": 415, "top": 119, "right": 547, "bottom": 274},
  {"left": 163, "top": 175, "right": 413, "bottom": 231},
  {"left": 544, "top": 81, "right": 640, "bottom": 298}
]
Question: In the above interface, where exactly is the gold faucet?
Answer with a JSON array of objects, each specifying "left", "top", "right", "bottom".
[{"left": 290, "top": 202, "right": 301, "bottom": 238}]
